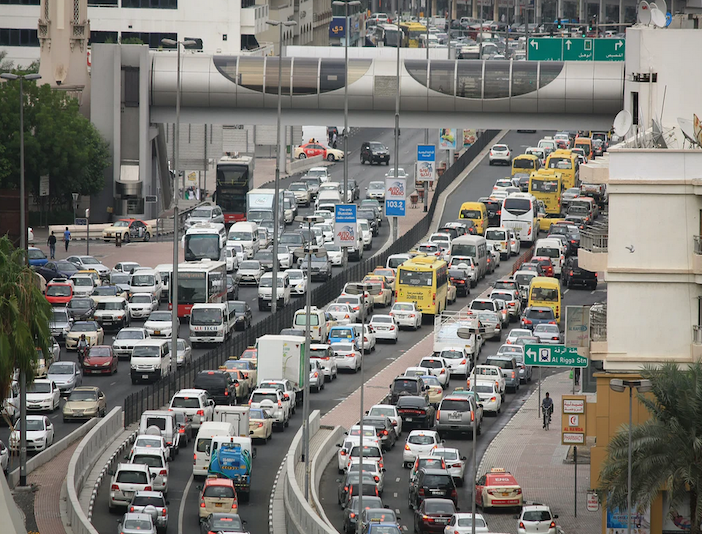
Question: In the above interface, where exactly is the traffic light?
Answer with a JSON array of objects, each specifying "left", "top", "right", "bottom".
[{"left": 557, "top": 20, "right": 563, "bottom": 30}]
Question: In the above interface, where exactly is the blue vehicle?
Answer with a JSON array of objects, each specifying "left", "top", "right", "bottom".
[
  {"left": 328, "top": 325, "right": 358, "bottom": 346},
  {"left": 208, "top": 437, "right": 254, "bottom": 502},
  {"left": 28, "top": 247, "right": 48, "bottom": 267}
]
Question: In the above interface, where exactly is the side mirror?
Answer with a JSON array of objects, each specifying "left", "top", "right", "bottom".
[
  {"left": 166, "top": 500, "right": 170, "bottom": 505},
  {"left": 336, "top": 443, "right": 342, "bottom": 448},
  {"left": 461, "top": 456, "right": 467, "bottom": 461},
  {"left": 513, "top": 515, "right": 519, "bottom": 519},
  {"left": 250, "top": 430, "right": 254, "bottom": 435}
]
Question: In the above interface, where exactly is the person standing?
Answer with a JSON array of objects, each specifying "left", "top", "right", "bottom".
[
  {"left": 63, "top": 226, "right": 71, "bottom": 252},
  {"left": 47, "top": 231, "right": 57, "bottom": 259}
]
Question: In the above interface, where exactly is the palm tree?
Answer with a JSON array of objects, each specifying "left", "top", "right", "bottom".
[
  {"left": 0, "top": 236, "right": 52, "bottom": 412},
  {"left": 598, "top": 362, "right": 702, "bottom": 534}
]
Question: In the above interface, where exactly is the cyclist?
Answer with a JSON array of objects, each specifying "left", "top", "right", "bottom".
[{"left": 542, "top": 392, "right": 554, "bottom": 429}]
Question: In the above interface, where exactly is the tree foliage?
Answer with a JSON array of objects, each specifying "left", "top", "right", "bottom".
[
  {"left": 0, "top": 76, "right": 110, "bottom": 210},
  {"left": 598, "top": 363, "right": 702, "bottom": 534},
  {"left": 0, "top": 236, "right": 52, "bottom": 404}
]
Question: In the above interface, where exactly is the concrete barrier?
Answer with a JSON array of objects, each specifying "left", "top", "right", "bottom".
[
  {"left": 310, "top": 425, "right": 345, "bottom": 530},
  {"left": 285, "top": 155, "right": 326, "bottom": 176},
  {"left": 65, "top": 407, "right": 124, "bottom": 534},
  {"left": 6, "top": 417, "right": 98, "bottom": 489}
]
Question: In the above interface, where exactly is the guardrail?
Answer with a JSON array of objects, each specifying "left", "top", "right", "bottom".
[
  {"left": 66, "top": 408, "right": 125, "bottom": 534},
  {"left": 580, "top": 230, "right": 608, "bottom": 253}
]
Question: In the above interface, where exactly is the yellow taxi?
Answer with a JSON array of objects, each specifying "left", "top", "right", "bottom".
[
  {"left": 102, "top": 218, "right": 154, "bottom": 243},
  {"left": 458, "top": 202, "right": 488, "bottom": 235},
  {"left": 362, "top": 276, "right": 393, "bottom": 307},
  {"left": 199, "top": 477, "right": 238, "bottom": 518},
  {"left": 77, "top": 269, "right": 102, "bottom": 287},
  {"left": 65, "top": 321, "right": 105, "bottom": 349},
  {"left": 371, "top": 267, "right": 396, "bottom": 289},
  {"left": 248, "top": 406, "right": 274, "bottom": 442},
  {"left": 421, "top": 375, "right": 444, "bottom": 406},
  {"left": 475, "top": 467, "right": 523, "bottom": 509},
  {"left": 447, "top": 280, "right": 457, "bottom": 305}
]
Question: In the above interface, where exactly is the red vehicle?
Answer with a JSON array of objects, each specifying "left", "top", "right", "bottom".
[
  {"left": 531, "top": 256, "right": 554, "bottom": 277},
  {"left": 295, "top": 142, "right": 344, "bottom": 162},
  {"left": 412, "top": 498, "right": 456, "bottom": 533},
  {"left": 82, "top": 345, "right": 118, "bottom": 375},
  {"left": 46, "top": 279, "right": 73, "bottom": 306},
  {"left": 475, "top": 467, "right": 523, "bottom": 509}
]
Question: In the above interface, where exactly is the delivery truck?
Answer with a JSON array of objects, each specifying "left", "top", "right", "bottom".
[{"left": 212, "top": 406, "right": 251, "bottom": 438}]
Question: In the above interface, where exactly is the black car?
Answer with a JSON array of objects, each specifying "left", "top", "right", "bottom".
[
  {"left": 360, "top": 141, "right": 390, "bottom": 165},
  {"left": 516, "top": 173, "right": 531, "bottom": 192},
  {"left": 396, "top": 395, "right": 435, "bottom": 429},
  {"left": 66, "top": 297, "right": 97, "bottom": 320},
  {"left": 413, "top": 498, "right": 456, "bottom": 534},
  {"left": 35, "top": 260, "right": 79, "bottom": 282},
  {"left": 253, "top": 249, "right": 277, "bottom": 272},
  {"left": 226, "top": 274, "right": 240, "bottom": 301},
  {"left": 343, "top": 496, "right": 383, "bottom": 534},
  {"left": 409, "top": 469, "right": 458, "bottom": 509},
  {"left": 297, "top": 252, "right": 332, "bottom": 281},
  {"left": 448, "top": 268, "right": 470, "bottom": 297},
  {"left": 337, "top": 470, "right": 379, "bottom": 507},
  {"left": 562, "top": 257, "right": 597, "bottom": 290},
  {"left": 389, "top": 376, "right": 426, "bottom": 405},
  {"left": 360, "top": 416, "right": 397, "bottom": 451},
  {"left": 192, "top": 370, "right": 237, "bottom": 405},
  {"left": 357, "top": 210, "right": 379, "bottom": 236},
  {"left": 436, "top": 227, "right": 459, "bottom": 240},
  {"left": 200, "top": 513, "right": 247, "bottom": 534},
  {"left": 478, "top": 198, "right": 501, "bottom": 226},
  {"left": 229, "top": 300, "right": 252, "bottom": 330},
  {"left": 548, "top": 226, "right": 580, "bottom": 255}
]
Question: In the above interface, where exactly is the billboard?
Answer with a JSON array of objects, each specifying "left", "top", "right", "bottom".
[
  {"left": 417, "top": 144, "right": 436, "bottom": 183},
  {"left": 334, "top": 204, "right": 357, "bottom": 247},
  {"left": 606, "top": 506, "right": 650, "bottom": 534},
  {"left": 385, "top": 178, "right": 406, "bottom": 217},
  {"left": 438, "top": 129, "right": 459, "bottom": 150},
  {"left": 463, "top": 129, "right": 477, "bottom": 148}
]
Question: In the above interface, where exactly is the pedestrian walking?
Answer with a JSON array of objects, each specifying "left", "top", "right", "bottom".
[
  {"left": 47, "top": 231, "right": 57, "bottom": 259},
  {"left": 63, "top": 226, "right": 71, "bottom": 252},
  {"left": 332, "top": 131, "right": 338, "bottom": 149}
]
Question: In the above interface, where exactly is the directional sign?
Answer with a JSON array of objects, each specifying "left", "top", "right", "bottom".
[
  {"left": 563, "top": 38, "right": 593, "bottom": 61},
  {"left": 527, "top": 38, "right": 563, "bottom": 61},
  {"left": 594, "top": 38, "right": 625, "bottom": 61},
  {"left": 329, "top": 17, "right": 346, "bottom": 39},
  {"left": 524, "top": 344, "right": 588, "bottom": 367},
  {"left": 527, "top": 37, "right": 625, "bottom": 61}
]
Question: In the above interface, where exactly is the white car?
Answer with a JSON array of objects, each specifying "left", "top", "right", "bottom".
[
  {"left": 369, "top": 315, "right": 399, "bottom": 343},
  {"left": 367, "top": 404, "right": 403, "bottom": 437},
  {"left": 70, "top": 274, "right": 96, "bottom": 297},
  {"left": 315, "top": 223, "right": 334, "bottom": 243},
  {"left": 26, "top": 379, "right": 61, "bottom": 412},
  {"left": 249, "top": 388, "right": 288, "bottom": 428},
  {"left": 348, "top": 456, "right": 385, "bottom": 494},
  {"left": 517, "top": 504, "right": 560, "bottom": 534},
  {"left": 418, "top": 356, "right": 450, "bottom": 388},
  {"left": 489, "top": 289, "right": 521, "bottom": 321},
  {"left": 533, "top": 323, "right": 563, "bottom": 344},
  {"left": 444, "top": 513, "right": 491, "bottom": 534},
  {"left": 349, "top": 323, "right": 375, "bottom": 354},
  {"left": 112, "top": 327, "right": 150, "bottom": 359},
  {"left": 402, "top": 430, "right": 442, "bottom": 467},
  {"left": 385, "top": 167, "right": 407, "bottom": 179},
  {"left": 310, "top": 344, "right": 338, "bottom": 381},
  {"left": 337, "top": 434, "right": 378, "bottom": 474},
  {"left": 488, "top": 143, "right": 512, "bottom": 165},
  {"left": 332, "top": 342, "right": 362, "bottom": 372},
  {"left": 429, "top": 233, "right": 452, "bottom": 256},
  {"left": 128, "top": 293, "right": 159, "bottom": 319},
  {"left": 336, "top": 295, "right": 365, "bottom": 318},
  {"left": 507, "top": 229, "right": 520, "bottom": 255},
  {"left": 228, "top": 243, "right": 246, "bottom": 264},
  {"left": 416, "top": 242, "right": 442, "bottom": 257},
  {"left": 287, "top": 269, "right": 308, "bottom": 295},
  {"left": 359, "top": 220, "right": 373, "bottom": 250},
  {"left": 326, "top": 244, "right": 345, "bottom": 266},
  {"left": 237, "top": 260, "right": 265, "bottom": 286},
  {"left": 326, "top": 303, "right": 358, "bottom": 324},
  {"left": 472, "top": 381, "right": 502, "bottom": 415},
  {"left": 277, "top": 245, "right": 294, "bottom": 269},
  {"left": 128, "top": 446, "right": 169, "bottom": 494},
  {"left": 223, "top": 246, "right": 240, "bottom": 272},
  {"left": 258, "top": 379, "right": 297, "bottom": 414},
  {"left": 66, "top": 255, "right": 111, "bottom": 280},
  {"left": 432, "top": 447, "right": 466, "bottom": 486},
  {"left": 288, "top": 182, "right": 311, "bottom": 206},
  {"left": 9, "top": 415, "right": 54, "bottom": 453},
  {"left": 437, "top": 347, "right": 471, "bottom": 378},
  {"left": 144, "top": 310, "right": 178, "bottom": 338},
  {"left": 345, "top": 442, "right": 384, "bottom": 472},
  {"left": 505, "top": 328, "right": 532, "bottom": 345},
  {"left": 389, "top": 302, "right": 422, "bottom": 330},
  {"left": 449, "top": 256, "right": 478, "bottom": 287},
  {"left": 313, "top": 210, "right": 334, "bottom": 226},
  {"left": 309, "top": 360, "right": 325, "bottom": 392}
]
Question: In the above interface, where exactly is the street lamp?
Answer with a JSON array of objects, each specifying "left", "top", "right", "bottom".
[
  {"left": 266, "top": 19, "right": 297, "bottom": 314},
  {"left": 392, "top": 12, "right": 402, "bottom": 243},
  {"left": 1, "top": 72, "right": 41, "bottom": 262},
  {"left": 161, "top": 38, "right": 197, "bottom": 375},
  {"left": 1, "top": 71, "right": 41, "bottom": 488},
  {"left": 609, "top": 378, "right": 653, "bottom": 534}
]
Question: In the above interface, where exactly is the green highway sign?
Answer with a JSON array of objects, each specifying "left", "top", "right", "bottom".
[
  {"left": 524, "top": 344, "right": 588, "bottom": 367},
  {"left": 527, "top": 37, "right": 625, "bottom": 62}
]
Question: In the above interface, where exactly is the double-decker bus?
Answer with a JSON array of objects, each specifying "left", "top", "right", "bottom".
[
  {"left": 215, "top": 154, "right": 255, "bottom": 224},
  {"left": 396, "top": 256, "right": 448, "bottom": 317},
  {"left": 500, "top": 193, "right": 539, "bottom": 245},
  {"left": 170, "top": 260, "right": 226, "bottom": 317}
]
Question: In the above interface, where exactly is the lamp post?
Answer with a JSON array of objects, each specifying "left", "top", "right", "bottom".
[
  {"left": 295, "top": 214, "right": 322, "bottom": 501},
  {"left": 266, "top": 20, "right": 297, "bottom": 314},
  {"left": 609, "top": 378, "right": 653, "bottom": 534},
  {"left": 162, "top": 38, "right": 196, "bottom": 375},
  {"left": 392, "top": 14, "right": 401, "bottom": 243},
  {"left": 2, "top": 71, "right": 41, "bottom": 487}
]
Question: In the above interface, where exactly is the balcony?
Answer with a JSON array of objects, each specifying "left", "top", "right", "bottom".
[
  {"left": 693, "top": 236, "right": 702, "bottom": 275},
  {"left": 578, "top": 229, "right": 608, "bottom": 273}
]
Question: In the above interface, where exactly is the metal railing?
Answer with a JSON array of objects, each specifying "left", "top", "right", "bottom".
[
  {"left": 694, "top": 236, "right": 702, "bottom": 255},
  {"left": 590, "top": 303, "right": 607, "bottom": 342},
  {"left": 122, "top": 130, "right": 500, "bottom": 426},
  {"left": 580, "top": 229, "right": 609, "bottom": 253}
]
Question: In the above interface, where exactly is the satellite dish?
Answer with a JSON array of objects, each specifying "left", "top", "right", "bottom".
[
  {"left": 638, "top": 1, "right": 652, "bottom": 24},
  {"left": 651, "top": 6, "right": 666, "bottom": 27},
  {"left": 677, "top": 117, "right": 700, "bottom": 147},
  {"left": 613, "top": 110, "right": 633, "bottom": 138},
  {"left": 694, "top": 114, "right": 702, "bottom": 146},
  {"left": 654, "top": 0, "right": 667, "bottom": 15}
]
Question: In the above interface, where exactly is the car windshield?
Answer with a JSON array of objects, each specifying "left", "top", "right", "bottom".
[
  {"left": 210, "top": 516, "right": 243, "bottom": 530},
  {"left": 423, "top": 376, "right": 441, "bottom": 387},
  {"left": 408, "top": 435, "right": 435, "bottom": 445},
  {"left": 531, "top": 287, "right": 559, "bottom": 302},
  {"left": 535, "top": 324, "right": 560, "bottom": 334},
  {"left": 393, "top": 379, "right": 417, "bottom": 392},
  {"left": 69, "top": 299, "right": 92, "bottom": 308},
  {"left": 116, "top": 470, "right": 148, "bottom": 484},
  {"left": 72, "top": 277, "right": 92, "bottom": 286},
  {"left": 68, "top": 390, "right": 98, "bottom": 401},
  {"left": 148, "top": 312, "right": 171, "bottom": 322},
  {"left": 457, "top": 517, "right": 486, "bottom": 527},
  {"left": 333, "top": 343, "right": 355, "bottom": 352},
  {"left": 89, "top": 346, "right": 111, "bottom": 357},
  {"left": 393, "top": 303, "right": 414, "bottom": 311},
  {"left": 134, "top": 437, "right": 162, "bottom": 448},
  {"left": 28, "top": 382, "right": 51, "bottom": 393},
  {"left": 369, "top": 407, "right": 394, "bottom": 417},
  {"left": 93, "top": 287, "right": 117, "bottom": 296},
  {"left": 523, "top": 510, "right": 552, "bottom": 521},
  {"left": 131, "top": 295, "right": 152, "bottom": 304},
  {"left": 331, "top": 328, "right": 354, "bottom": 339},
  {"left": 132, "top": 454, "right": 164, "bottom": 468},
  {"left": 399, "top": 270, "right": 433, "bottom": 287},
  {"left": 98, "top": 302, "right": 123, "bottom": 310},
  {"left": 240, "top": 261, "right": 259, "bottom": 270},
  {"left": 71, "top": 323, "right": 97, "bottom": 332},
  {"left": 474, "top": 384, "right": 494, "bottom": 393},
  {"left": 132, "top": 495, "right": 165, "bottom": 507},
  {"left": 132, "top": 346, "right": 160, "bottom": 358},
  {"left": 372, "top": 316, "right": 392, "bottom": 324},
  {"left": 171, "top": 397, "right": 200, "bottom": 409},
  {"left": 123, "top": 519, "right": 152, "bottom": 530},
  {"left": 113, "top": 221, "right": 130, "bottom": 228},
  {"left": 49, "top": 363, "right": 74, "bottom": 375},
  {"left": 116, "top": 330, "right": 144, "bottom": 340},
  {"left": 191, "top": 308, "right": 223, "bottom": 325},
  {"left": 47, "top": 286, "right": 71, "bottom": 297},
  {"left": 485, "top": 229, "right": 506, "bottom": 240}
]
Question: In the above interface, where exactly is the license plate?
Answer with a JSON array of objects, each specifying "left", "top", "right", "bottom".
[
  {"left": 502, "top": 492, "right": 510, "bottom": 496},
  {"left": 436, "top": 518, "right": 448, "bottom": 524},
  {"left": 124, "top": 491, "right": 134, "bottom": 498},
  {"left": 448, "top": 413, "right": 462, "bottom": 421},
  {"left": 154, "top": 331, "right": 160, "bottom": 335},
  {"left": 142, "top": 375, "right": 149, "bottom": 379},
  {"left": 215, "top": 503, "right": 223, "bottom": 508},
  {"left": 430, "top": 489, "right": 443, "bottom": 495},
  {"left": 405, "top": 417, "right": 413, "bottom": 422}
]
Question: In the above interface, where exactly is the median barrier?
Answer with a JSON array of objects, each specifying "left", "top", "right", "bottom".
[{"left": 310, "top": 425, "right": 345, "bottom": 530}]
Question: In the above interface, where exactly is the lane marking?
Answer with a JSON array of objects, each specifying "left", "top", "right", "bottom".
[
  {"left": 178, "top": 473, "right": 194, "bottom": 534},
  {"left": 395, "top": 477, "right": 401, "bottom": 482},
  {"left": 394, "top": 492, "right": 398, "bottom": 498}
]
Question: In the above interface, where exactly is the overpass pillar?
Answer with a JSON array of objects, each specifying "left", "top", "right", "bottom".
[
  {"left": 535, "top": 0, "right": 542, "bottom": 24},
  {"left": 493, "top": 0, "right": 499, "bottom": 23}
]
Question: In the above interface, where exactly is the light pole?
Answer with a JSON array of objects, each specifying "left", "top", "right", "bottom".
[
  {"left": 2, "top": 71, "right": 41, "bottom": 487},
  {"left": 295, "top": 214, "right": 322, "bottom": 501},
  {"left": 162, "top": 38, "right": 196, "bottom": 375},
  {"left": 266, "top": 20, "right": 297, "bottom": 314},
  {"left": 392, "top": 15, "right": 401, "bottom": 243},
  {"left": 609, "top": 378, "right": 653, "bottom": 534}
]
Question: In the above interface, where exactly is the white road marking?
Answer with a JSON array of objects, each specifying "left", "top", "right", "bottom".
[
  {"left": 563, "top": 289, "right": 569, "bottom": 295},
  {"left": 110, "top": 381, "right": 117, "bottom": 386},
  {"left": 178, "top": 473, "right": 194, "bottom": 534},
  {"left": 394, "top": 492, "right": 398, "bottom": 498},
  {"left": 395, "top": 477, "right": 401, "bottom": 482}
]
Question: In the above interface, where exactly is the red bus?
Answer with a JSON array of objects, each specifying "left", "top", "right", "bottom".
[
  {"left": 170, "top": 260, "right": 227, "bottom": 317},
  {"left": 215, "top": 154, "right": 255, "bottom": 224}
]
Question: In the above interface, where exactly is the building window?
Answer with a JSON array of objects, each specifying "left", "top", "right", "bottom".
[
  {"left": 121, "top": 0, "right": 177, "bottom": 8},
  {"left": 89, "top": 30, "right": 118, "bottom": 44},
  {"left": 0, "top": 28, "right": 40, "bottom": 47},
  {"left": 121, "top": 31, "right": 177, "bottom": 48},
  {"left": 122, "top": 67, "right": 140, "bottom": 107},
  {"left": 0, "top": 0, "right": 40, "bottom": 4}
]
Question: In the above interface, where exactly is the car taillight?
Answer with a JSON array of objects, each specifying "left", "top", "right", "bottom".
[
  {"left": 159, "top": 469, "right": 167, "bottom": 475},
  {"left": 470, "top": 411, "right": 475, "bottom": 422},
  {"left": 418, "top": 488, "right": 425, "bottom": 496},
  {"left": 519, "top": 522, "right": 525, "bottom": 529},
  {"left": 440, "top": 368, "right": 445, "bottom": 374},
  {"left": 340, "top": 450, "right": 346, "bottom": 456},
  {"left": 436, "top": 410, "right": 441, "bottom": 420},
  {"left": 144, "top": 486, "right": 152, "bottom": 491},
  {"left": 374, "top": 475, "right": 380, "bottom": 482},
  {"left": 391, "top": 420, "right": 397, "bottom": 426},
  {"left": 257, "top": 422, "right": 264, "bottom": 428},
  {"left": 344, "top": 314, "right": 350, "bottom": 319},
  {"left": 511, "top": 371, "right": 516, "bottom": 379},
  {"left": 193, "top": 454, "right": 197, "bottom": 464},
  {"left": 349, "top": 513, "right": 356, "bottom": 519},
  {"left": 111, "top": 484, "right": 119, "bottom": 491},
  {"left": 432, "top": 293, "right": 436, "bottom": 302},
  {"left": 405, "top": 444, "right": 410, "bottom": 450},
  {"left": 550, "top": 521, "right": 556, "bottom": 528},
  {"left": 224, "top": 391, "right": 229, "bottom": 396},
  {"left": 130, "top": 506, "right": 135, "bottom": 512},
  {"left": 178, "top": 428, "right": 185, "bottom": 433},
  {"left": 523, "top": 319, "right": 532, "bottom": 324},
  {"left": 200, "top": 501, "right": 206, "bottom": 508},
  {"left": 490, "top": 396, "right": 497, "bottom": 402},
  {"left": 382, "top": 430, "right": 388, "bottom": 435},
  {"left": 278, "top": 400, "right": 283, "bottom": 407},
  {"left": 390, "top": 325, "right": 396, "bottom": 330},
  {"left": 162, "top": 508, "right": 167, "bottom": 516},
  {"left": 409, "top": 313, "right": 415, "bottom": 318},
  {"left": 460, "top": 359, "right": 466, "bottom": 365},
  {"left": 528, "top": 227, "right": 532, "bottom": 235},
  {"left": 353, "top": 306, "right": 359, "bottom": 311},
  {"left": 552, "top": 336, "right": 559, "bottom": 340},
  {"left": 197, "top": 409, "right": 204, "bottom": 416},
  {"left": 549, "top": 320, "right": 557, "bottom": 325}
]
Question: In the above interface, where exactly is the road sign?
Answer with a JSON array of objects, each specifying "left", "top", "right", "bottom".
[
  {"left": 329, "top": 17, "right": 346, "bottom": 38},
  {"left": 587, "top": 491, "right": 599, "bottom": 512},
  {"left": 74, "top": 218, "right": 87, "bottom": 226},
  {"left": 524, "top": 344, "right": 588, "bottom": 367},
  {"left": 334, "top": 204, "right": 357, "bottom": 247},
  {"left": 385, "top": 199, "right": 406, "bottom": 217},
  {"left": 40, "top": 175, "right": 50, "bottom": 197},
  {"left": 385, "top": 177, "right": 406, "bottom": 217},
  {"left": 527, "top": 37, "right": 625, "bottom": 61},
  {"left": 561, "top": 394, "right": 587, "bottom": 445},
  {"left": 145, "top": 195, "right": 158, "bottom": 203}
]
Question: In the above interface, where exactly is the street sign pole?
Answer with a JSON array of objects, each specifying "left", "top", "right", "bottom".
[{"left": 538, "top": 367, "right": 542, "bottom": 419}]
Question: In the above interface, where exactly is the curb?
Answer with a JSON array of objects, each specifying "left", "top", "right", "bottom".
[{"left": 268, "top": 454, "right": 288, "bottom": 534}]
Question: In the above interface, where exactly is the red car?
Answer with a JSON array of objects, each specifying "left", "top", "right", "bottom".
[
  {"left": 531, "top": 256, "right": 554, "bottom": 277},
  {"left": 46, "top": 280, "right": 73, "bottom": 306},
  {"left": 413, "top": 498, "right": 456, "bottom": 533},
  {"left": 82, "top": 345, "right": 118, "bottom": 375},
  {"left": 294, "top": 142, "right": 344, "bottom": 162}
]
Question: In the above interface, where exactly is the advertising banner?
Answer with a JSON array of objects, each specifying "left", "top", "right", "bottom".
[
  {"left": 334, "top": 204, "right": 357, "bottom": 246},
  {"left": 606, "top": 506, "right": 650, "bottom": 534},
  {"left": 417, "top": 145, "right": 436, "bottom": 183},
  {"left": 438, "top": 129, "right": 458, "bottom": 150},
  {"left": 385, "top": 178, "right": 406, "bottom": 217}
]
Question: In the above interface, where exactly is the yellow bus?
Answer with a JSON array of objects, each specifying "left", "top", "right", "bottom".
[
  {"left": 544, "top": 149, "right": 579, "bottom": 189},
  {"left": 528, "top": 171, "right": 563, "bottom": 215},
  {"left": 400, "top": 22, "right": 427, "bottom": 48},
  {"left": 396, "top": 256, "right": 448, "bottom": 316},
  {"left": 511, "top": 154, "right": 540, "bottom": 177},
  {"left": 527, "top": 276, "right": 562, "bottom": 322}
]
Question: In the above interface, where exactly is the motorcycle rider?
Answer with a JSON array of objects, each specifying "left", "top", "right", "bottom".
[{"left": 77, "top": 334, "right": 89, "bottom": 364}]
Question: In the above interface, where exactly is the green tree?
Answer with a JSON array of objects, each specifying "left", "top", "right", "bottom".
[
  {"left": 0, "top": 236, "right": 52, "bottom": 409},
  {"left": 0, "top": 79, "right": 110, "bottom": 211},
  {"left": 598, "top": 363, "right": 702, "bottom": 534}
]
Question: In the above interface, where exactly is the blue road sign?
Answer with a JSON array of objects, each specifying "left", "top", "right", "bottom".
[
  {"left": 417, "top": 145, "right": 436, "bottom": 162},
  {"left": 385, "top": 199, "right": 406, "bottom": 217},
  {"left": 330, "top": 17, "right": 346, "bottom": 39}
]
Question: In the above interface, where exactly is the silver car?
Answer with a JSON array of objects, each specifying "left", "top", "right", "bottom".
[
  {"left": 46, "top": 361, "right": 82, "bottom": 395},
  {"left": 50, "top": 307, "right": 73, "bottom": 341},
  {"left": 128, "top": 491, "right": 168, "bottom": 533},
  {"left": 118, "top": 512, "right": 157, "bottom": 534},
  {"left": 176, "top": 338, "right": 192, "bottom": 367},
  {"left": 237, "top": 260, "right": 265, "bottom": 285},
  {"left": 184, "top": 205, "right": 224, "bottom": 229},
  {"left": 488, "top": 143, "right": 512, "bottom": 165},
  {"left": 533, "top": 323, "right": 563, "bottom": 344}
]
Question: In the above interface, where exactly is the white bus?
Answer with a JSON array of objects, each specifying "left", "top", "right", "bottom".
[
  {"left": 500, "top": 193, "right": 539, "bottom": 245},
  {"left": 449, "top": 235, "right": 488, "bottom": 280}
]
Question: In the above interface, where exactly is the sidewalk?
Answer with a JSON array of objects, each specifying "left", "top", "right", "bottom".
[{"left": 476, "top": 371, "right": 599, "bottom": 533}]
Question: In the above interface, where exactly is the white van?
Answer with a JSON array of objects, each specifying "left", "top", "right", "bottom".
[
  {"left": 193, "top": 421, "right": 236, "bottom": 477},
  {"left": 138, "top": 410, "right": 178, "bottom": 460},
  {"left": 129, "top": 269, "right": 162, "bottom": 300},
  {"left": 227, "top": 222, "right": 260, "bottom": 259},
  {"left": 189, "top": 303, "right": 235, "bottom": 345},
  {"left": 386, "top": 254, "right": 411, "bottom": 269},
  {"left": 450, "top": 235, "right": 489, "bottom": 279},
  {"left": 343, "top": 221, "right": 364, "bottom": 262},
  {"left": 534, "top": 237, "right": 566, "bottom": 277},
  {"left": 212, "top": 406, "right": 250, "bottom": 438},
  {"left": 315, "top": 191, "right": 342, "bottom": 210},
  {"left": 257, "top": 272, "right": 291, "bottom": 311},
  {"left": 484, "top": 227, "right": 510, "bottom": 260},
  {"left": 130, "top": 339, "right": 171, "bottom": 384},
  {"left": 293, "top": 306, "right": 329, "bottom": 342},
  {"left": 154, "top": 264, "right": 172, "bottom": 302}
]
